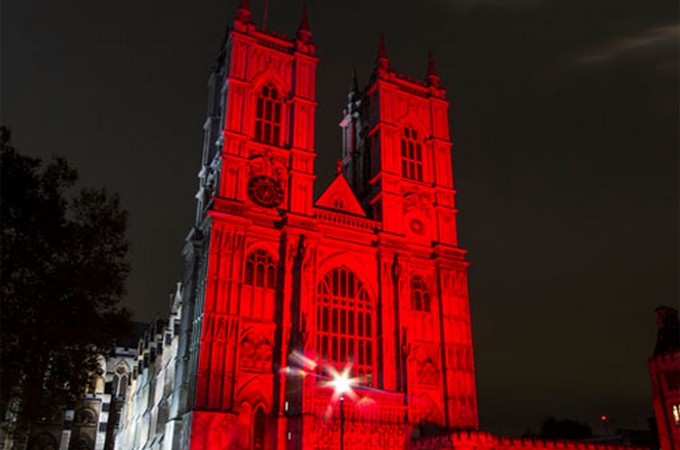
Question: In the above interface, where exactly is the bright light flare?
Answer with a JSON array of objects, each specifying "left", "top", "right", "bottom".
[
  {"left": 331, "top": 368, "right": 352, "bottom": 395},
  {"left": 324, "top": 365, "right": 360, "bottom": 403}
]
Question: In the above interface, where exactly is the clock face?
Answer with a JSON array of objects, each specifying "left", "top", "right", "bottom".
[{"left": 247, "top": 175, "right": 284, "bottom": 208}]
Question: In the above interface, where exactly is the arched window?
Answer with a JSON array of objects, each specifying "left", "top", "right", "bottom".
[
  {"left": 316, "top": 266, "right": 374, "bottom": 380},
  {"left": 254, "top": 83, "right": 283, "bottom": 145},
  {"left": 245, "top": 249, "right": 277, "bottom": 288},
  {"left": 252, "top": 406, "right": 266, "bottom": 450},
  {"left": 112, "top": 364, "right": 129, "bottom": 398},
  {"left": 401, "top": 127, "right": 423, "bottom": 182},
  {"left": 411, "top": 276, "right": 430, "bottom": 312}
]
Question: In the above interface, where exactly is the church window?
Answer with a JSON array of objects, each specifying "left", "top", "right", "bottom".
[
  {"left": 245, "top": 249, "right": 277, "bottom": 288},
  {"left": 252, "top": 406, "right": 266, "bottom": 450},
  {"left": 401, "top": 127, "right": 424, "bottom": 182},
  {"left": 112, "top": 364, "right": 129, "bottom": 398},
  {"left": 411, "top": 276, "right": 431, "bottom": 312},
  {"left": 316, "top": 266, "right": 374, "bottom": 381},
  {"left": 254, "top": 83, "right": 282, "bottom": 145}
]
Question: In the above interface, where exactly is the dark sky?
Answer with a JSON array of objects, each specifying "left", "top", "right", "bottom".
[{"left": 3, "top": 0, "right": 678, "bottom": 438}]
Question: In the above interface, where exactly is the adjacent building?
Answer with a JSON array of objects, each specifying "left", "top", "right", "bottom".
[
  {"left": 17, "top": 342, "right": 137, "bottom": 450},
  {"left": 649, "top": 306, "right": 680, "bottom": 450}
]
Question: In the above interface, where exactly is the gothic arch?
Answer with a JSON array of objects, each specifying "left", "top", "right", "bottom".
[
  {"left": 394, "top": 112, "right": 427, "bottom": 137},
  {"left": 412, "top": 393, "right": 443, "bottom": 427},
  {"left": 315, "top": 264, "right": 376, "bottom": 381},
  {"left": 315, "top": 253, "right": 377, "bottom": 302},
  {"left": 73, "top": 407, "right": 98, "bottom": 426},
  {"left": 409, "top": 273, "right": 432, "bottom": 313},
  {"left": 243, "top": 246, "right": 278, "bottom": 289},
  {"left": 236, "top": 377, "right": 271, "bottom": 413},
  {"left": 250, "top": 72, "right": 289, "bottom": 98},
  {"left": 112, "top": 361, "right": 131, "bottom": 398},
  {"left": 249, "top": 75, "right": 288, "bottom": 146}
]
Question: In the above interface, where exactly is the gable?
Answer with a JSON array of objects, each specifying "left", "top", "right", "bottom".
[{"left": 314, "top": 174, "right": 366, "bottom": 217}]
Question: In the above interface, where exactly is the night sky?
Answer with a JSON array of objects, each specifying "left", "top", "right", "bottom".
[{"left": 3, "top": 0, "right": 678, "bottom": 438}]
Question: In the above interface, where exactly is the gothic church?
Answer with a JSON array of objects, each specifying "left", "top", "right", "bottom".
[{"left": 115, "top": 3, "right": 641, "bottom": 450}]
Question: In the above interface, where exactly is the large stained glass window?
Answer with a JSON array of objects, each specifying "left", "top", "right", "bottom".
[{"left": 316, "top": 266, "right": 374, "bottom": 381}]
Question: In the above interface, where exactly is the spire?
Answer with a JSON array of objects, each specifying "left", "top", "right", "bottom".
[
  {"left": 236, "top": 0, "right": 252, "bottom": 23},
  {"left": 349, "top": 66, "right": 359, "bottom": 94},
  {"left": 426, "top": 51, "right": 442, "bottom": 87},
  {"left": 300, "top": 2, "right": 310, "bottom": 32},
  {"left": 375, "top": 33, "right": 392, "bottom": 72},
  {"left": 296, "top": 2, "right": 313, "bottom": 43},
  {"left": 378, "top": 33, "right": 388, "bottom": 59}
]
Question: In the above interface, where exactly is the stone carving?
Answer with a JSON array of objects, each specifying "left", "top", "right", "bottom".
[
  {"left": 239, "top": 331, "right": 273, "bottom": 372},
  {"left": 402, "top": 188, "right": 432, "bottom": 218},
  {"left": 411, "top": 346, "right": 440, "bottom": 386},
  {"left": 248, "top": 153, "right": 287, "bottom": 184}
]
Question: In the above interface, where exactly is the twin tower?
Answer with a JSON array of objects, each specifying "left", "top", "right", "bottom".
[{"left": 120, "top": 2, "right": 478, "bottom": 449}]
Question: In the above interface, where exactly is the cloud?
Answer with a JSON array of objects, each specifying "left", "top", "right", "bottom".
[
  {"left": 575, "top": 24, "right": 679, "bottom": 66},
  {"left": 430, "top": 0, "right": 545, "bottom": 12},
  {"left": 534, "top": 24, "right": 679, "bottom": 95}
]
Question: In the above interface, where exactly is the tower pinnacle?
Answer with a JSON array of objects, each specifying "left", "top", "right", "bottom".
[
  {"left": 376, "top": 33, "right": 392, "bottom": 72},
  {"left": 426, "top": 51, "right": 442, "bottom": 87},
  {"left": 236, "top": 0, "right": 252, "bottom": 23},
  {"left": 349, "top": 66, "right": 359, "bottom": 96},
  {"left": 297, "top": 2, "right": 313, "bottom": 43}
]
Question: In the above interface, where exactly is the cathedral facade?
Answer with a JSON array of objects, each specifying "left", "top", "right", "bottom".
[{"left": 115, "top": 3, "right": 644, "bottom": 450}]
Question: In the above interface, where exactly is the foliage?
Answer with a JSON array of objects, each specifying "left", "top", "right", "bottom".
[
  {"left": 536, "top": 416, "right": 593, "bottom": 440},
  {"left": 0, "top": 126, "right": 131, "bottom": 429}
]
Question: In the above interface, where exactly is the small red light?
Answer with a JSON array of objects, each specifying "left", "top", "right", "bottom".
[{"left": 600, "top": 415, "right": 607, "bottom": 421}]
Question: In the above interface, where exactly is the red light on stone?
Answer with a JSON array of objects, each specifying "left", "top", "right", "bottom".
[{"left": 600, "top": 415, "right": 607, "bottom": 421}]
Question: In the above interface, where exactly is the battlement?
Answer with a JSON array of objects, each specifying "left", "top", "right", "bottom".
[{"left": 412, "top": 430, "right": 647, "bottom": 450}]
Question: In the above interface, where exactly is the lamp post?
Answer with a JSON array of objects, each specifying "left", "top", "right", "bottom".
[
  {"left": 329, "top": 368, "right": 353, "bottom": 450},
  {"left": 339, "top": 396, "right": 345, "bottom": 450}
]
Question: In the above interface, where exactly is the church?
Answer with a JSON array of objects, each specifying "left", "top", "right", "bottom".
[{"left": 114, "top": 3, "right": 644, "bottom": 450}]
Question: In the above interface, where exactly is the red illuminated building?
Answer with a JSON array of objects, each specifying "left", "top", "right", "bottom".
[
  {"left": 180, "top": 2, "right": 475, "bottom": 448},
  {"left": 115, "top": 3, "right": 648, "bottom": 450},
  {"left": 649, "top": 306, "right": 680, "bottom": 450}
]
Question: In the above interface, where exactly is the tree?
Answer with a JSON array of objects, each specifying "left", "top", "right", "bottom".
[
  {"left": 537, "top": 416, "right": 593, "bottom": 440},
  {"left": 0, "top": 127, "right": 131, "bottom": 446}
]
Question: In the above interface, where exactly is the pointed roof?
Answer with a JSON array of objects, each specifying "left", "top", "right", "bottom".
[
  {"left": 378, "top": 33, "right": 388, "bottom": 59},
  {"left": 349, "top": 66, "right": 359, "bottom": 94},
  {"left": 299, "top": 2, "right": 310, "bottom": 31},
  {"left": 426, "top": 51, "right": 442, "bottom": 87},
  {"left": 297, "top": 2, "right": 313, "bottom": 43},
  {"left": 315, "top": 173, "right": 366, "bottom": 217},
  {"left": 427, "top": 52, "right": 437, "bottom": 77},
  {"left": 375, "top": 33, "right": 392, "bottom": 72}
]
